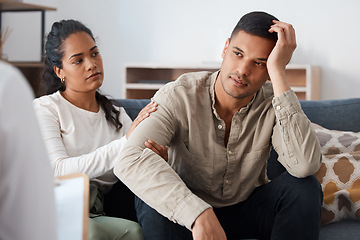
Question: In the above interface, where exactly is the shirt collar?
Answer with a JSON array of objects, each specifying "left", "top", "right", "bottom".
[
  {"left": 209, "top": 70, "right": 259, "bottom": 118},
  {"left": 209, "top": 71, "right": 220, "bottom": 119}
]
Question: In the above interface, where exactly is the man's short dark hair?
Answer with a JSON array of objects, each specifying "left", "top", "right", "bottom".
[{"left": 230, "top": 11, "right": 279, "bottom": 41}]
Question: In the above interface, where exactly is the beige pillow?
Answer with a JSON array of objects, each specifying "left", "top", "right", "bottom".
[{"left": 312, "top": 123, "right": 360, "bottom": 225}]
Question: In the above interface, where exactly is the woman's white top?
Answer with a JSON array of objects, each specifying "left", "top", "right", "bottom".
[{"left": 33, "top": 91, "right": 132, "bottom": 192}]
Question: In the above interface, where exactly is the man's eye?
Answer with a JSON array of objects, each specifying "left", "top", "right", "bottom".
[
  {"left": 255, "top": 61, "right": 266, "bottom": 67},
  {"left": 92, "top": 52, "right": 99, "bottom": 57}
]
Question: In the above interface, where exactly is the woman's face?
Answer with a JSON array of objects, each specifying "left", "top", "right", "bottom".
[{"left": 55, "top": 31, "right": 104, "bottom": 94}]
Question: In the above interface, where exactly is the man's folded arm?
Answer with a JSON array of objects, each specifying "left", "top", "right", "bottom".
[
  {"left": 272, "top": 90, "right": 322, "bottom": 178},
  {"left": 113, "top": 103, "right": 211, "bottom": 230}
]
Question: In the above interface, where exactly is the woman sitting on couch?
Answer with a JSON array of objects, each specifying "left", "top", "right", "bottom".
[{"left": 33, "top": 19, "right": 167, "bottom": 240}]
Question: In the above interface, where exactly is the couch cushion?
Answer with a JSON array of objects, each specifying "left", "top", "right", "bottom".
[
  {"left": 312, "top": 123, "right": 360, "bottom": 225},
  {"left": 319, "top": 220, "right": 360, "bottom": 240}
]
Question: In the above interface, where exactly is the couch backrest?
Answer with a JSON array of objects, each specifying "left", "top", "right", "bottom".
[
  {"left": 113, "top": 99, "right": 151, "bottom": 121},
  {"left": 116, "top": 98, "right": 360, "bottom": 132},
  {"left": 115, "top": 97, "right": 360, "bottom": 179},
  {"left": 300, "top": 98, "right": 360, "bottom": 132},
  {"left": 115, "top": 98, "right": 360, "bottom": 133}
]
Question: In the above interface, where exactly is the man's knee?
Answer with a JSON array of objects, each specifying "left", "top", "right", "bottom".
[
  {"left": 276, "top": 172, "right": 323, "bottom": 206},
  {"left": 273, "top": 172, "right": 323, "bottom": 202}
]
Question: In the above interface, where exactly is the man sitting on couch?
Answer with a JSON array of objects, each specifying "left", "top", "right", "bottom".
[{"left": 114, "top": 11, "right": 323, "bottom": 240}]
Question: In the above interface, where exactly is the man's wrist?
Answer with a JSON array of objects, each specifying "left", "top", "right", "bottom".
[
  {"left": 173, "top": 193, "right": 211, "bottom": 230},
  {"left": 191, "top": 207, "right": 213, "bottom": 229}
]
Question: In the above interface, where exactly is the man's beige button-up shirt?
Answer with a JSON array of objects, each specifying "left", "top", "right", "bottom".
[{"left": 114, "top": 71, "right": 321, "bottom": 230}]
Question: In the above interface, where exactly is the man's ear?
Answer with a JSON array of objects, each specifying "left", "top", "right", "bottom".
[
  {"left": 53, "top": 66, "right": 63, "bottom": 79},
  {"left": 221, "top": 38, "right": 230, "bottom": 59}
]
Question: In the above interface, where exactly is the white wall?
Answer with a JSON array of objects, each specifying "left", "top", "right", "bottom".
[{"left": 3, "top": 0, "right": 360, "bottom": 100}]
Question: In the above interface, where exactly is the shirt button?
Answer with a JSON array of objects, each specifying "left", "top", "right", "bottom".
[
  {"left": 228, "top": 150, "right": 233, "bottom": 155},
  {"left": 218, "top": 124, "right": 223, "bottom": 130},
  {"left": 276, "top": 106, "right": 281, "bottom": 110},
  {"left": 225, "top": 179, "right": 230, "bottom": 184}
]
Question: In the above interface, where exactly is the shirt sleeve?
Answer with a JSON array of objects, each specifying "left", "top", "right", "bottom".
[
  {"left": 114, "top": 92, "right": 211, "bottom": 230},
  {"left": 271, "top": 90, "right": 322, "bottom": 178},
  {"left": 33, "top": 99, "right": 131, "bottom": 179}
]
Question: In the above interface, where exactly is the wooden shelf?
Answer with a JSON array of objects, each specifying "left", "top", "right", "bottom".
[
  {"left": 285, "top": 64, "right": 321, "bottom": 100},
  {"left": 0, "top": 0, "right": 56, "bottom": 11},
  {"left": 10, "top": 61, "right": 43, "bottom": 67},
  {"left": 124, "top": 64, "right": 321, "bottom": 100},
  {"left": 0, "top": 1, "right": 56, "bottom": 56},
  {"left": 0, "top": 1, "right": 56, "bottom": 98},
  {"left": 124, "top": 64, "right": 220, "bottom": 99},
  {"left": 126, "top": 83, "right": 169, "bottom": 90}
]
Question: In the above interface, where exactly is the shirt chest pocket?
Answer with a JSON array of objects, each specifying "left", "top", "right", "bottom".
[
  {"left": 171, "top": 143, "right": 213, "bottom": 195},
  {"left": 239, "top": 145, "right": 270, "bottom": 184}
]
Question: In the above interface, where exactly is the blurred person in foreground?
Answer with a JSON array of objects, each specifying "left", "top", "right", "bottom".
[{"left": 0, "top": 61, "right": 57, "bottom": 240}]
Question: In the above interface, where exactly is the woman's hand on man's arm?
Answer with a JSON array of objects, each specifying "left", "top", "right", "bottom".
[{"left": 126, "top": 101, "right": 157, "bottom": 139}]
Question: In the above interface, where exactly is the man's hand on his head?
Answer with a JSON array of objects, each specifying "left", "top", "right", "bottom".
[
  {"left": 267, "top": 20, "right": 297, "bottom": 75},
  {"left": 267, "top": 20, "right": 297, "bottom": 96}
]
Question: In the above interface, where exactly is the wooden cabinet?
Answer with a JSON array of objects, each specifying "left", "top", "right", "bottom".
[
  {"left": 285, "top": 64, "right": 321, "bottom": 100},
  {"left": 11, "top": 61, "right": 43, "bottom": 97},
  {"left": 124, "top": 64, "right": 219, "bottom": 99},
  {"left": 124, "top": 64, "right": 321, "bottom": 100},
  {"left": 0, "top": 0, "right": 56, "bottom": 97}
]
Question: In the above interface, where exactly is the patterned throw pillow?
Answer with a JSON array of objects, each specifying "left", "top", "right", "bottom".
[{"left": 312, "top": 123, "right": 360, "bottom": 225}]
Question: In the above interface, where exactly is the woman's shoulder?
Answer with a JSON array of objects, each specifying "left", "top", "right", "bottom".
[
  {"left": 115, "top": 105, "right": 131, "bottom": 121},
  {"left": 33, "top": 91, "right": 65, "bottom": 114},
  {"left": 34, "top": 91, "right": 62, "bottom": 105}
]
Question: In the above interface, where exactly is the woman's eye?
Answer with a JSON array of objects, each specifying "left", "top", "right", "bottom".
[
  {"left": 92, "top": 51, "right": 99, "bottom": 57},
  {"left": 234, "top": 51, "right": 242, "bottom": 57},
  {"left": 73, "top": 59, "right": 82, "bottom": 64}
]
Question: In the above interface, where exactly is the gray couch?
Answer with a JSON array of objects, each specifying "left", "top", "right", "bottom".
[{"left": 106, "top": 97, "right": 360, "bottom": 239}]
